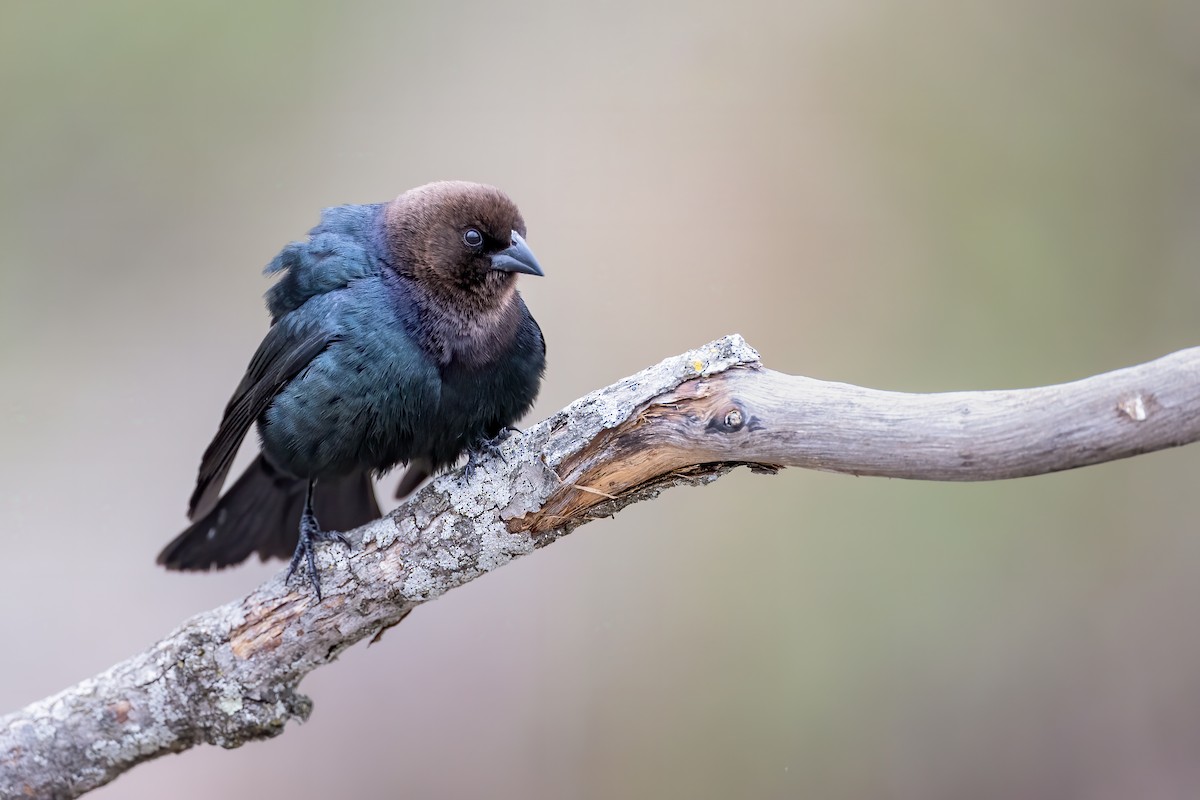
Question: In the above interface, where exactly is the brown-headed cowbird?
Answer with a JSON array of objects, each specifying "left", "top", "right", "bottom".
[{"left": 157, "top": 181, "right": 545, "bottom": 597}]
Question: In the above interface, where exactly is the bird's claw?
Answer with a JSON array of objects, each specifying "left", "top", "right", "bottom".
[
  {"left": 461, "top": 450, "right": 485, "bottom": 484},
  {"left": 285, "top": 510, "right": 351, "bottom": 601},
  {"left": 460, "top": 428, "right": 520, "bottom": 485},
  {"left": 493, "top": 425, "right": 521, "bottom": 441}
]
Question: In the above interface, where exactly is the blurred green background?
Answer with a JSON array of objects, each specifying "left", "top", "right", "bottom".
[{"left": 3, "top": 1, "right": 1200, "bottom": 797}]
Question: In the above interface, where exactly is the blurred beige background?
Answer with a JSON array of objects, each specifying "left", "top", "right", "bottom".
[{"left": 3, "top": 1, "right": 1200, "bottom": 798}]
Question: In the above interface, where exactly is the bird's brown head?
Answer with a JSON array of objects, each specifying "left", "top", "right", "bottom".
[{"left": 383, "top": 181, "right": 543, "bottom": 310}]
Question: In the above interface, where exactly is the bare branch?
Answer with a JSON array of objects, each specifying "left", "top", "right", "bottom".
[{"left": 4, "top": 335, "right": 1199, "bottom": 799}]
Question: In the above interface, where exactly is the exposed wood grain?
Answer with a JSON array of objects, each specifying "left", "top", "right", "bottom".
[
  {"left": 517, "top": 347, "right": 1200, "bottom": 531},
  {"left": 4, "top": 335, "right": 1200, "bottom": 799}
]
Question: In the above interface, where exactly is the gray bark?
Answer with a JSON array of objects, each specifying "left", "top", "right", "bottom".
[{"left": 3, "top": 334, "right": 1200, "bottom": 799}]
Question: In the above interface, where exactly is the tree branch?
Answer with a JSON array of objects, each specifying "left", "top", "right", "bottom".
[{"left": 4, "top": 334, "right": 1199, "bottom": 799}]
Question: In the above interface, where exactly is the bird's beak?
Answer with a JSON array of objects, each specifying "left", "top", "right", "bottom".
[{"left": 490, "top": 231, "right": 544, "bottom": 277}]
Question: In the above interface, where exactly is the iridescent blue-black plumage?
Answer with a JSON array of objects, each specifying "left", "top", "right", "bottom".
[{"left": 158, "top": 182, "right": 545, "bottom": 594}]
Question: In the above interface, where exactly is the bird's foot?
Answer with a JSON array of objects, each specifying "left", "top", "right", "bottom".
[
  {"left": 461, "top": 428, "right": 519, "bottom": 484},
  {"left": 285, "top": 510, "right": 351, "bottom": 601}
]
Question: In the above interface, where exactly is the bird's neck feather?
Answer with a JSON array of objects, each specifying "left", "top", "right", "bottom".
[{"left": 407, "top": 278, "right": 523, "bottom": 368}]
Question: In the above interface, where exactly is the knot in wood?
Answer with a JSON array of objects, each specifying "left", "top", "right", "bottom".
[{"left": 708, "top": 405, "right": 745, "bottom": 433}]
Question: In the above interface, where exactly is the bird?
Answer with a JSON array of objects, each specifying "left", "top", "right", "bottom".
[{"left": 157, "top": 181, "right": 546, "bottom": 598}]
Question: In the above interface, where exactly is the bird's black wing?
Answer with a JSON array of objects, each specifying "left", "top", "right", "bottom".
[{"left": 187, "top": 317, "right": 336, "bottom": 520}]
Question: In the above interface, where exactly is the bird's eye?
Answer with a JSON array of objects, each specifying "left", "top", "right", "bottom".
[{"left": 463, "top": 228, "right": 484, "bottom": 249}]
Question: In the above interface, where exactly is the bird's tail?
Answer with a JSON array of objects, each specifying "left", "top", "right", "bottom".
[
  {"left": 394, "top": 457, "right": 433, "bottom": 499},
  {"left": 157, "top": 455, "right": 382, "bottom": 571}
]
